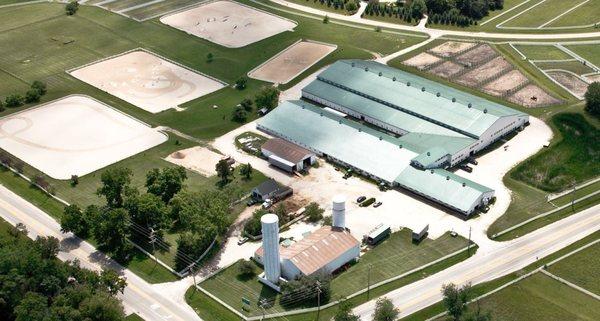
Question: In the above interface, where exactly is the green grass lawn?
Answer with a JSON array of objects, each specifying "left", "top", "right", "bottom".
[
  {"left": 566, "top": 44, "right": 600, "bottom": 67},
  {"left": 511, "top": 113, "right": 599, "bottom": 193},
  {"left": 534, "top": 60, "right": 596, "bottom": 76},
  {"left": 546, "top": 0, "right": 600, "bottom": 28},
  {"left": 548, "top": 242, "right": 600, "bottom": 295},
  {"left": 501, "top": 0, "right": 579, "bottom": 28},
  {"left": 125, "top": 313, "right": 145, "bottom": 321},
  {"left": 285, "top": 0, "right": 354, "bottom": 15},
  {"left": 471, "top": 272, "right": 600, "bottom": 321},
  {"left": 512, "top": 44, "right": 573, "bottom": 61},
  {"left": 197, "top": 229, "right": 470, "bottom": 317}
]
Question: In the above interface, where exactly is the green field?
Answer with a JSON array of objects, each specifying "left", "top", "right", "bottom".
[
  {"left": 548, "top": 242, "right": 600, "bottom": 295},
  {"left": 198, "top": 229, "right": 470, "bottom": 317},
  {"left": 566, "top": 44, "right": 600, "bottom": 67},
  {"left": 534, "top": 60, "right": 596, "bottom": 76},
  {"left": 501, "top": 0, "right": 579, "bottom": 28},
  {"left": 125, "top": 314, "right": 146, "bottom": 321},
  {"left": 124, "top": 0, "right": 208, "bottom": 21},
  {"left": 512, "top": 44, "right": 573, "bottom": 61},
  {"left": 473, "top": 272, "right": 600, "bottom": 321},
  {"left": 546, "top": 0, "right": 600, "bottom": 28},
  {"left": 511, "top": 113, "right": 599, "bottom": 192}
]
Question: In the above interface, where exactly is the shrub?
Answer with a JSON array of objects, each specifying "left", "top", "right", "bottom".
[
  {"left": 25, "top": 89, "right": 41, "bottom": 103},
  {"left": 305, "top": 202, "right": 324, "bottom": 222},
  {"left": 66, "top": 1, "right": 79, "bottom": 15},
  {"left": 5, "top": 94, "right": 24, "bottom": 107},
  {"left": 31, "top": 80, "right": 47, "bottom": 95},
  {"left": 235, "top": 77, "right": 247, "bottom": 90},
  {"left": 584, "top": 82, "right": 600, "bottom": 117},
  {"left": 238, "top": 260, "right": 256, "bottom": 277}
]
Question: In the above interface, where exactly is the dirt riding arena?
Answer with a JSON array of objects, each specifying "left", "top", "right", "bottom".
[
  {"left": 248, "top": 40, "right": 336, "bottom": 84},
  {"left": 0, "top": 95, "right": 167, "bottom": 179},
  {"left": 456, "top": 56, "right": 512, "bottom": 87},
  {"left": 508, "top": 85, "right": 562, "bottom": 108},
  {"left": 402, "top": 52, "right": 441, "bottom": 70},
  {"left": 165, "top": 146, "right": 225, "bottom": 177},
  {"left": 160, "top": 0, "right": 297, "bottom": 48},
  {"left": 429, "top": 61, "right": 464, "bottom": 78},
  {"left": 546, "top": 71, "right": 589, "bottom": 98},
  {"left": 428, "top": 41, "right": 476, "bottom": 58},
  {"left": 70, "top": 50, "right": 225, "bottom": 114},
  {"left": 403, "top": 41, "right": 561, "bottom": 107}
]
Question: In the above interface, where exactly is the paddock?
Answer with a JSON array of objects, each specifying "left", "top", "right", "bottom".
[
  {"left": 248, "top": 40, "right": 336, "bottom": 84},
  {"left": 0, "top": 95, "right": 167, "bottom": 179},
  {"left": 160, "top": 0, "right": 297, "bottom": 48},
  {"left": 69, "top": 50, "right": 226, "bottom": 114}
]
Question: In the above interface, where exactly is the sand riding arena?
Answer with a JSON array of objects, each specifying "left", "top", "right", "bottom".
[
  {"left": 160, "top": 0, "right": 297, "bottom": 48},
  {"left": 69, "top": 49, "right": 226, "bottom": 114},
  {"left": 0, "top": 95, "right": 167, "bottom": 179},
  {"left": 248, "top": 40, "right": 337, "bottom": 84}
]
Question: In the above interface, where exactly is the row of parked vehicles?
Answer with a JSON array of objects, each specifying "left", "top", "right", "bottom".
[{"left": 356, "top": 196, "right": 382, "bottom": 208}]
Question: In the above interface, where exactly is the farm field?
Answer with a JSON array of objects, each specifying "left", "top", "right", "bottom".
[
  {"left": 548, "top": 242, "right": 600, "bottom": 295},
  {"left": 198, "top": 229, "right": 470, "bottom": 317},
  {"left": 459, "top": 272, "right": 600, "bottom": 321}
]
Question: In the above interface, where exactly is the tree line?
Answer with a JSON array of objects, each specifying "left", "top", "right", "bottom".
[
  {"left": 61, "top": 166, "right": 232, "bottom": 271},
  {"left": 0, "top": 223, "right": 127, "bottom": 321},
  {"left": 0, "top": 81, "right": 47, "bottom": 112}
]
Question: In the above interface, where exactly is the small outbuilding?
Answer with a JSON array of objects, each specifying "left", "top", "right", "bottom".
[
  {"left": 261, "top": 138, "right": 316, "bottom": 173},
  {"left": 363, "top": 224, "right": 391, "bottom": 245},
  {"left": 251, "top": 178, "right": 292, "bottom": 202}
]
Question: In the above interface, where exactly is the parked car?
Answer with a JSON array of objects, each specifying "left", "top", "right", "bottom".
[
  {"left": 373, "top": 201, "right": 383, "bottom": 208},
  {"left": 450, "top": 231, "right": 458, "bottom": 237},
  {"left": 356, "top": 196, "right": 367, "bottom": 203},
  {"left": 246, "top": 198, "right": 259, "bottom": 206},
  {"left": 237, "top": 237, "right": 249, "bottom": 246},
  {"left": 262, "top": 199, "right": 273, "bottom": 209}
]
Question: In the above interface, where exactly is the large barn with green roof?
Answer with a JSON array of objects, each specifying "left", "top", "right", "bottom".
[{"left": 257, "top": 60, "right": 529, "bottom": 216}]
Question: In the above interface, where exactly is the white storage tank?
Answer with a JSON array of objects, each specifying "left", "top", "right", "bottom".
[
  {"left": 332, "top": 195, "right": 346, "bottom": 229},
  {"left": 261, "top": 214, "right": 281, "bottom": 284}
]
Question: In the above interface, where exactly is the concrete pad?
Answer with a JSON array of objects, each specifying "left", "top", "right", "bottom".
[
  {"left": 248, "top": 40, "right": 336, "bottom": 84},
  {"left": 0, "top": 95, "right": 167, "bottom": 179},
  {"left": 70, "top": 50, "right": 226, "bottom": 114},
  {"left": 160, "top": 0, "right": 297, "bottom": 48}
]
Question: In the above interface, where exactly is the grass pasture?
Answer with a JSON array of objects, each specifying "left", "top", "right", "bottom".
[
  {"left": 548, "top": 242, "right": 600, "bottom": 295},
  {"left": 464, "top": 272, "right": 600, "bottom": 321},
  {"left": 534, "top": 60, "right": 595, "bottom": 76},
  {"left": 512, "top": 44, "right": 572, "bottom": 61},
  {"left": 545, "top": 0, "right": 600, "bottom": 28},
  {"left": 198, "top": 229, "right": 470, "bottom": 317},
  {"left": 501, "top": 0, "right": 581, "bottom": 29},
  {"left": 566, "top": 44, "right": 600, "bottom": 68}
]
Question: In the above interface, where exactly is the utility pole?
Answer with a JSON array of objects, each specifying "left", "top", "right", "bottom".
[
  {"left": 316, "top": 281, "right": 322, "bottom": 321},
  {"left": 149, "top": 228, "right": 158, "bottom": 267},
  {"left": 367, "top": 264, "right": 372, "bottom": 300},
  {"left": 467, "top": 226, "right": 472, "bottom": 256}
]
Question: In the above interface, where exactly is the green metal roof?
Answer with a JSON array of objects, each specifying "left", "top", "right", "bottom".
[
  {"left": 316, "top": 60, "right": 527, "bottom": 138},
  {"left": 302, "top": 80, "right": 469, "bottom": 139},
  {"left": 257, "top": 100, "right": 417, "bottom": 182},
  {"left": 258, "top": 101, "right": 494, "bottom": 213},
  {"left": 410, "top": 147, "right": 448, "bottom": 168},
  {"left": 394, "top": 167, "right": 493, "bottom": 213}
]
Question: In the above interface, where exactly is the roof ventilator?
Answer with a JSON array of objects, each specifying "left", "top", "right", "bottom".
[
  {"left": 421, "top": 87, "right": 426, "bottom": 92},
  {"left": 484, "top": 108, "right": 488, "bottom": 114},
  {"left": 452, "top": 98, "right": 456, "bottom": 102},
  {"left": 436, "top": 92, "right": 441, "bottom": 97}
]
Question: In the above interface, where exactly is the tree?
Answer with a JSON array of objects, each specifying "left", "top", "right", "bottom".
[
  {"left": 442, "top": 283, "right": 472, "bottom": 321},
  {"left": 237, "top": 260, "right": 256, "bottom": 277},
  {"left": 372, "top": 297, "right": 399, "bottom": 321},
  {"left": 34, "top": 236, "right": 60, "bottom": 260},
  {"left": 584, "top": 82, "right": 600, "bottom": 117},
  {"left": 79, "top": 292, "right": 126, "bottom": 321},
  {"left": 5, "top": 94, "right": 24, "bottom": 107},
  {"left": 215, "top": 159, "right": 232, "bottom": 184},
  {"left": 70, "top": 174, "right": 79, "bottom": 187},
  {"left": 410, "top": 0, "right": 427, "bottom": 19},
  {"left": 145, "top": 166, "right": 187, "bottom": 203},
  {"left": 175, "top": 227, "right": 216, "bottom": 270},
  {"left": 235, "top": 77, "right": 247, "bottom": 90},
  {"left": 25, "top": 89, "right": 41, "bottom": 103},
  {"left": 99, "top": 269, "right": 127, "bottom": 295},
  {"left": 206, "top": 52, "right": 214, "bottom": 63},
  {"left": 126, "top": 193, "right": 168, "bottom": 231},
  {"left": 65, "top": 1, "right": 79, "bottom": 15},
  {"left": 14, "top": 292, "right": 48, "bottom": 321},
  {"left": 0, "top": 99, "right": 4, "bottom": 112},
  {"left": 240, "top": 98, "right": 253, "bottom": 111},
  {"left": 231, "top": 105, "right": 248, "bottom": 122},
  {"left": 61, "top": 204, "right": 89, "bottom": 237},
  {"left": 243, "top": 208, "right": 267, "bottom": 236},
  {"left": 169, "top": 190, "right": 230, "bottom": 232},
  {"left": 254, "top": 86, "right": 280, "bottom": 111},
  {"left": 31, "top": 80, "right": 47, "bottom": 95},
  {"left": 304, "top": 202, "right": 324, "bottom": 222},
  {"left": 281, "top": 273, "right": 331, "bottom": 307},
  {"left": 92, "top": 208, "right": 132, "bottom": 259},
  {"left": 323, "top": 15, "right": 329, "bottom": 23},
  {"left": 334, "top": 299, "right": 360, "bottom": 321},
  {"left": 96, "top": 167, "right": 133, "bottom": 208},
  {"left": 238, "top": 163, "right": 253, "bottom": 179}
]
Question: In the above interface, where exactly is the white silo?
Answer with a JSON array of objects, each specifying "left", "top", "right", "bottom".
[
  {"left": 261, "top": 213, "right": 281, "bottom": 284},
  {"left": 332, "top": 195, "right": 346, "bottom": 229}
]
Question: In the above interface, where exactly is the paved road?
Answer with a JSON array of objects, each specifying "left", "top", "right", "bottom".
[
  {"left": 263, "top": 0, "right": 600, "bottom": 40},
  {"left": 0, "top": 184, "right": 202, "bottom": 321},
  {"left": 353, "top": 204, "right": 600, "bottom": 320}
]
